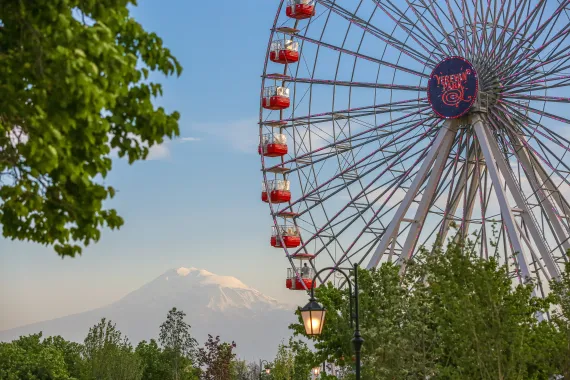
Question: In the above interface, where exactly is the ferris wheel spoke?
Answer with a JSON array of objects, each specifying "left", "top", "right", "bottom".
[
  {"left": 512, "top": 45, "right": 570, "bottom": 82},
  {"left": 265, "top": 107, "right": 432, "bottom": 173},
  {"left": 372, "top": 0, "right": 448, "bottom": 59},
  {"left": 279, "top": 119, "right": 436, "bottom": 214},
  {"left": 502, "top": 74, "right": 570, "bottom": 92},
  {"left": 502, "top": 49, "right": 570, "bottom": 86},
  {"left": 291, "top": 121, "right": 442, "bottom": 261},
  {"left": 515, "top": 128, "right": 570, "bottom": 194},
  {"left": 316, "top": 0, "right": 438, "bottom": 66},
  {"left": 499, "top": 99, "right": 570, "bottom": 125},
  {"left": 346, "top": 131, "right": 460, "bottom": 267},
  {"left": 502, "top": 0, "right": 543, "bottom": 63},
  {"left": 442, "top": 0, "right": 469, "bottom": 57},
  {"left": 413, "top": 0, "right": 464, "bottom": 56},
  {"left": 459, "top": 0, "right": 476, "bottom": 57},
  {"left": 493, "top": 0, "right": 542, "bottom": 66},
  {"left": 283, "top": 118, "right": 428, "bottom": 179},
  {"left": 276, "top": 76, "right": 428, "bottom": 91},
  {"left": 480, "top": 0, "right": 507, "bottom": 59},
  {"left": 279, "top": 31, "right": 429, "bottom": 78},
  {"left": 512, "top": 24, "right": 570, "bottom": 76},
  {"left": 501, "top": 93, "right": 570, "bottom": 103},
  {"left": 500, "top": 21, "right": 570, "bottom": 79},
  {"left": 497, "top": 102, "right": 570, "bottom": 154},
  {"left": 509, "top": 68, "right": 570, "bottom": 94},
  {"left": 263, "top": 98, "right": 428, "bottom": 128},
  {"left": 474, "top": 0, "right": 494, "bottom": 54},
  {"left": 314, "top": 160, "right": 428, "bottom": 271}
]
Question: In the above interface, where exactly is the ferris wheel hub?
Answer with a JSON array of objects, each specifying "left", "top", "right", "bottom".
[{"left": 428, "top": 57, "right": 479, "bottom": 119}]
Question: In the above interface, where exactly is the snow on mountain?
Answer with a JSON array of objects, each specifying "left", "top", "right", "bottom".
[{"left": 0, "top": 268, "right": 297, "bottom": 360}]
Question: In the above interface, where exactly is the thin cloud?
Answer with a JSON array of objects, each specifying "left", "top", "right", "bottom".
[
  {"left": 179, "top": 137, "right": 201, "bottom": 142},
  {"left": 193, "top": 119, "right": 258, "bottom": 153}
]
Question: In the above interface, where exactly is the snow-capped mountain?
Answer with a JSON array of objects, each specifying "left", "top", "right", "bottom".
[{"left": 0, "top": 268, "right": 297, "bottom": 359}]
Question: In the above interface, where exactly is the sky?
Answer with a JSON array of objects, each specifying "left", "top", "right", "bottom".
[
  {"left": 2, "top": 0, "right": 570, "bottom": 331},
  {"left": 0, "top": 0, "right": 309, "bottom": 330}
]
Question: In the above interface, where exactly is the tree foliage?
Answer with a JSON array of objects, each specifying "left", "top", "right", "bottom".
[
  {"left": 196, "top": 334, "right": 237, "bottom": 380},
  {"left": 0, "top": 0, "right": 182, "bottom": 256},
  {"left": 159, "top": 307, "right": 198, "bottom": 380},
  {"left": 0, "top": 307, "right": 254, "bottom": 380},
  {"left": 135, "top": 339, "right": 171, "bottom": 380},
  {"left": 82, "top": 318, "right": 143, "bottom": 380},
  {"left": 0, "top": 333, "right": 72, "bottom": 380},
  {"left": 291, "top": 242, "right": 570, "bottom": 379},
  {"left": 549, "top": 261, "right": 570, "bottom": 378}
]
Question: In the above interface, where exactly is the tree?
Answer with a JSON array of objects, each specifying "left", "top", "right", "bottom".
[
  {"left": 270, "top": 342, "right": 295, "bottom": 380},
  {"left": 43, "top": 335, "right": 84, "bottom": 378},
  {"left": 0, "top": 333, "right": 72, "bottom": 380},
  {"left": 82, "top": 318, "right": 143, "bottom": 380},
  {"left": 0, "top": 0, "right": 182, "bottom": 256},
  {"left": 135, "top": 339, "right": 171, "bottom": 380},
  {"left": 549, "top": 260, "right": 570, "bottom": 378},
  {"left": 290, "top": 241, "right": 567, "bottom": 379},
  {"left": 159, "top": 308, "right": 198, "bottom": 380},
  {"left": 196, "top": 334, "right": 237, "bottom": 380},
  {"left": 230, "top": 360, "right": 258, "bottom": 380},
  {"left": 287, "top": 339, "right": 316, "bottom": 380}
]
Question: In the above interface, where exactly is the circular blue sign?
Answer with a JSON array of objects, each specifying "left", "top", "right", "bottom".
[{"left": 428, "top": 57, "right": 478, "bottom": 119}]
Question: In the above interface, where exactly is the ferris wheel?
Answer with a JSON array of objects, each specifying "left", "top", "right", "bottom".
[{"left": 259, "top": 0, "right": 570, "bottom": 297}]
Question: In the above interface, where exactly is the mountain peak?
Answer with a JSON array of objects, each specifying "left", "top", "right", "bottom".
[
  {"left": 0, "top": 267, "right": 296, "bottom": 360},
  {"left": 170, "top": 267, "right": 249, "bottom": 290}
]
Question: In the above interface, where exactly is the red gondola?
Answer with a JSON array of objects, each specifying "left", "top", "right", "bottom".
[
  {"left": 262, "top": 86, "right": 290, "bottom": 110},
  {"left": 259, "top": 132, "right": 288, "bottom": 157},
  {"left": 286, "top": 254, "right": 316, "bottom": 290},
  {"left": 271, "top": 225, "right": 300, "bottom": 248},
  {"left": 270, "top": 40, "right": 300, "bottom": 64},
  {"left": 286, "top": 0, "right": 316, "bottom": 20},
  {"left": 261, "top": 180, "right": 291, "bottom": 204}
]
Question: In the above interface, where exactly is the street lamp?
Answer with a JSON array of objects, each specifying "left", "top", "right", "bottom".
[
  {"left": 259, "top": 360, "right": 271, "bottom": 379},
  {"left": 312, "top": 367, "right": 320, "bottom": 375},
  {"left": 299, "top": 263, "right": 364, "bottom": 379}
]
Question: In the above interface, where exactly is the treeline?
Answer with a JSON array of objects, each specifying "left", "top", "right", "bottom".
[
  {"left": 0, "top": 307, "right": 262, "bottom": 380},
  {"left": 285, "top": 241, "right": 570, "bottom": 379},
  {"left": 3, "top": 240, "right": 570, "bottom": 379}
]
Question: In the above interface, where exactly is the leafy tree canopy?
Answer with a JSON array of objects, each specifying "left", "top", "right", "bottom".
[
  {"left": 0, "top": 333, "right": 72, "bottom": 380},
  {"left": 197, "top": 334, "right": 237, "bottom": 380},
  {"left": 159, "top": 307, "right": 198, "bottom": 380},
  {"left": 291, "top": 242, "right": 570, "bottom": 379},
  {"left": 0, "top": 0, "right": 182, "bottom": 256}
]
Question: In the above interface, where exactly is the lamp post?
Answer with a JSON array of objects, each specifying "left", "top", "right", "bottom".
[
  {"left": 312, "top": 366, "right": 320, "bottom": 379},
  {"left": 259, "top": 359, "right": 271, "bottom": 379},
  {"left": 299, "top": 263, "right": 363, "bottom": 379}
]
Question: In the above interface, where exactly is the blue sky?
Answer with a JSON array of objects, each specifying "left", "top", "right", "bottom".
[
  {"left": 0, "top": 0, "right": 307, "bottom": 330},
  {"left": 2, "top": 0, "right": 569, "bottom": 331}
]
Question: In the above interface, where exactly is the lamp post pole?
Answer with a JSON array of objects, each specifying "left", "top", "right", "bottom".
[
  {"left": 352, "top": 263, "right": 364, "bottom": 379},
  {"left": 303, "top": 263, "right": 363, "bottom": 379}
]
